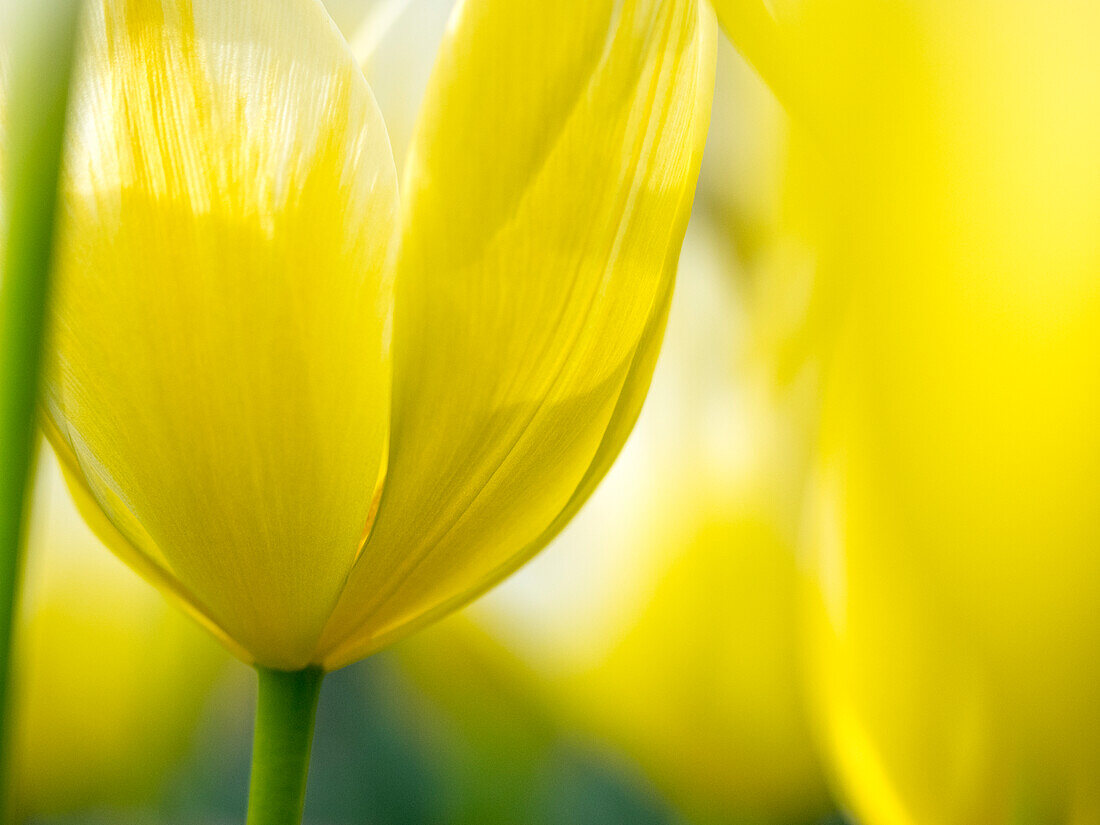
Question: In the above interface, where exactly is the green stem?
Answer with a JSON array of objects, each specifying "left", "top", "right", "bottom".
[
  {"left": 0, "top": 0, "right": 82, "bottom": 808},
  {"left": 246, "top": 667, "right": 325, "bottom": 825}
]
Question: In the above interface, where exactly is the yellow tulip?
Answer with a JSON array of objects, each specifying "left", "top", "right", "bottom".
[
  {"left": 11, "top": 449, "right": 226, "bottom": 821},
  {"left": 33, "top": 3, "right": 715, "bottom": 819},
  {"left": 43, "top": 0, "right": 715, "bottom": 674},
  {"left": 712, "top": 2, "right": 1100, "bottom": 823}
]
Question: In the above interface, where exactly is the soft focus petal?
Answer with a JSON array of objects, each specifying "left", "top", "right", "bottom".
[
  {"left": 790, "top": 3, "right": 1100, "bottom": 823},
  {"left": 44, "top": 0, "right": 398, "bottom": 669},
  {"left": 317, "top": 0, "right": 716, "bottom": 668}
]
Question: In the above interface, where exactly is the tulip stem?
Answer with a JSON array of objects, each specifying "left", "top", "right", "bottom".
[
  {"left": 0, "top": 0, "right": 83, "bottom": 811},
  {"left": 245, "top": 666, "right": 325, "bottom": 825}
]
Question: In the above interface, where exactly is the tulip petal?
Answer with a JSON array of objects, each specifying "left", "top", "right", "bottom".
[
  {"left": 42, "top": 414, "right": 253, "bottom": 663},
  {"left": 318, "top": 0, "right": 716, "bottom": 668},
  {"left": 43, "top": 0, "right": 398, "bottom": 669}
]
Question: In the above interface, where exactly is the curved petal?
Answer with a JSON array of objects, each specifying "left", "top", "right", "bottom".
[
  {"left": 43, "top": 0, "right": 398, "bottom": 670},
  {"left": 317, "top": 0, "right": 716, "bottom": 668},
  {"left": 41, "top": 414, "right": 253, "bottom": 663}
]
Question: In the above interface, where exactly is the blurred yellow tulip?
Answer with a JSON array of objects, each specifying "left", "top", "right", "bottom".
[
  {"left": 11, "top": 449, "right": 226, "bottom": 820},
  {"left": 710, "top": 2, "right": 1100, "bottom": 823},
  {"left": 41, "top": 0, "right": 715, "bottom": 672},
  {"left": 568, "top": 490, "right": 830, "bottom": 825}
]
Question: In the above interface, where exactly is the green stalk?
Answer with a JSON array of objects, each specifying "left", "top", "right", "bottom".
[
  {"left": 246, "top": 667, "right": 325, "bottom": 825},
  {"left": 0, "top": 0, "right": 82, "bottom": 804}
]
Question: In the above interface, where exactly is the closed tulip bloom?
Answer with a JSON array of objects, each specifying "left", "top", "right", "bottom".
[
  {"left": 36, "top": 3, "right": 714, "bottom": 819},
  {"left": 43, "top": 0, "right": 715, "bottom": 678},
  {"left": 712, "top": 2, "right": 1100, "bottom": 823}
]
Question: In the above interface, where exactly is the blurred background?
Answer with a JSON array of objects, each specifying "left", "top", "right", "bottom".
[
  {"left": 25, "top": 0, "right": 1100, "bottom": 823},
  {"left": 7, "top": 2, "right": 848, "bottom": 823}
]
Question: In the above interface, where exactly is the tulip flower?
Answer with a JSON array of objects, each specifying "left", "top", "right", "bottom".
[
  {"left": 39, "top": 0, "right": 715, "bottom": 821},
  {"left": 714, "top": 2, "right": 1100, "bottom": 823}
]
